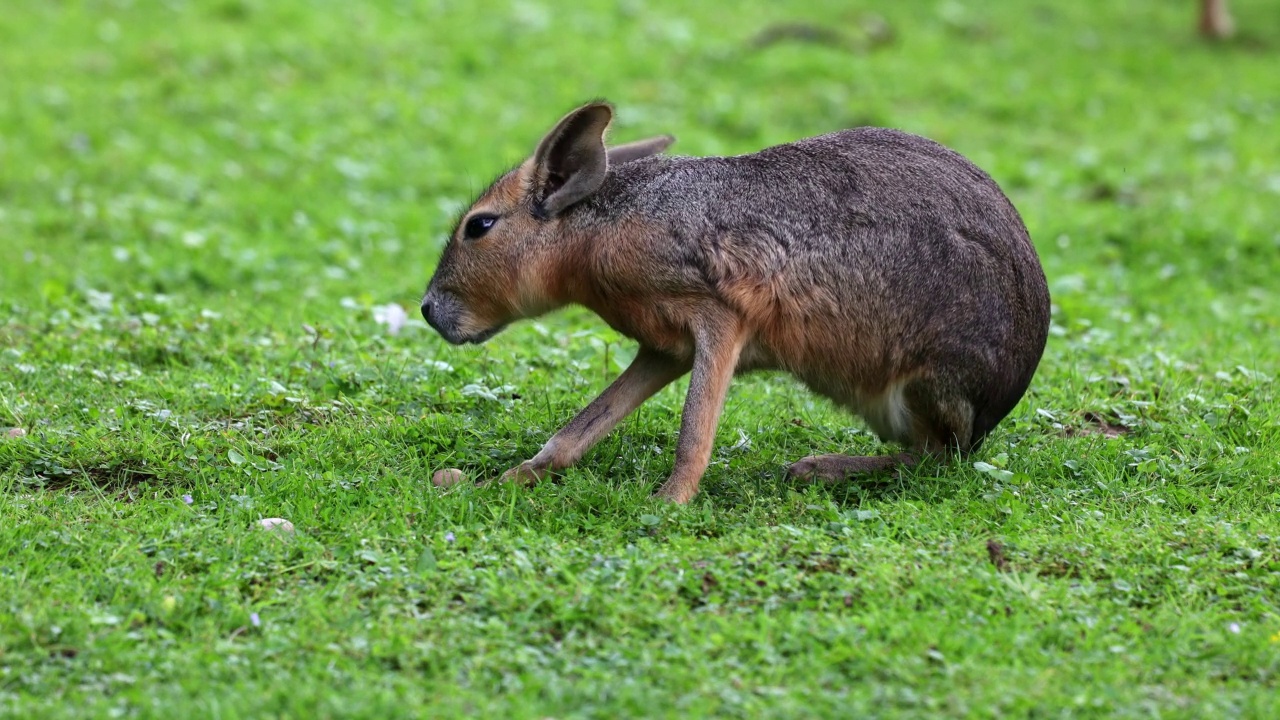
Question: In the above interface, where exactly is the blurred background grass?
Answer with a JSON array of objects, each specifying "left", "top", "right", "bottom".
[{"left": 2, "top": 0, "right": 1277, "bottom": 342}]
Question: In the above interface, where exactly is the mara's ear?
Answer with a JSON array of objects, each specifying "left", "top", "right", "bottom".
[
  {"left": 607, "top": 135, "right": 676, "bottom": 165},
  {"left": 529, "top": 102, "right": 613, "bottom": 219}
]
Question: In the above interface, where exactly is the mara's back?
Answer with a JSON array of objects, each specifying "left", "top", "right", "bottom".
[{"left": 587, "top": 127, "right": 1050, "bottom": 436}]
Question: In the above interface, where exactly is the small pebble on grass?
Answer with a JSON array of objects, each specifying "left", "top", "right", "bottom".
[
  {"left": 432, "top": 468, "right": 467, "bottom": 488},
  {"left": 258, "top": 518, "right": 295, "bottom": 534}
]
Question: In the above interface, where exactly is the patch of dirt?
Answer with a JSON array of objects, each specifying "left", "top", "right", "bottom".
[
  {"left": 750, "top": 23, "right": 848, "bottom": 50},
  {"left": 16, "top": 454, "right": 162, "bottom": 499},
  {"left": 748, "top": 15, "right": 895, "bottom": 54},
  {"left": 797, "top": 553, "right": 855, "bottom": 576},
  {"left": 701, "top": 572, "right": 719, "bottom": 595},
  {"left": 1064, "top": 411, "right": 1131, "bottom": 439},
  {"left": 1035, "top": 560, "right": 1083, "bottom": 579},
  {"left": 987, "top": 540, "right": 1009, "bottom": 572}
]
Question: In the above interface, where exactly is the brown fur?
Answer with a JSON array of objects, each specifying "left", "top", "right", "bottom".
[{"left": 421, "top": 102, "right": 1051, "bottom": 503}]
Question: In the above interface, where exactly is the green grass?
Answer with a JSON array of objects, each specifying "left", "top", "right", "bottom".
[{"left": 2, "top": 0, "right": 1279, "bottom": 717}]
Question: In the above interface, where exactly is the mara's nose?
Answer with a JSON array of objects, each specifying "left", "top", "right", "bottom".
[{"left": 420, "top": 298, "right": 432, "bottom": 324}]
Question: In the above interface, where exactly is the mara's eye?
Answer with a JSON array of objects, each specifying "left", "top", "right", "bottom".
[{"left": 463, "top": 215, "right": 497, "bottom": 240}]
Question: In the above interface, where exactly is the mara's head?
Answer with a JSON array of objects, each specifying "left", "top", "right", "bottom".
[{"left": 420, "top": 101, "right": 674, "bottom": 345}]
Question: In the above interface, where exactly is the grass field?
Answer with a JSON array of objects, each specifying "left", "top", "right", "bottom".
[{"left": 2, "top": 0, "right": 1279, "bottom": 717}]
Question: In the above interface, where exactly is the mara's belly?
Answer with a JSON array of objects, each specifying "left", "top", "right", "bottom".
[
  {"left": 747, "top": 328, "right": 916, "bottom": 444},
  {"left": 795, "top": 370, "right": 917, "bottom": 445}
]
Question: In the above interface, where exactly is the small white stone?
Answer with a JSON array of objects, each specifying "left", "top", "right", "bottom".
[
  {"left": 258, "top": 518, "right": 295, "bottom": 533},
  {"left": 4, "top": 428, "right": 26, "bottom": 439}
]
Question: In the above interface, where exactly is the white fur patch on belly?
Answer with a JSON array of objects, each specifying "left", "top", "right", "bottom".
[{"left": 858, "top": 380, "right": 915, "bottom": 445}]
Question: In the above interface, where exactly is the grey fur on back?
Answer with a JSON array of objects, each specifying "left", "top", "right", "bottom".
[{"left": 573, "top": 127, "right": 1050, "bottom": 447}]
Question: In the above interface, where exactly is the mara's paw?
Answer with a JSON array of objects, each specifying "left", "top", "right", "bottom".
[
  {"left": 498, "top": 461, "right": 549, "bottom": 486},
  {"left": 653, "top": 477, "right": 699, "bottom": 504}
]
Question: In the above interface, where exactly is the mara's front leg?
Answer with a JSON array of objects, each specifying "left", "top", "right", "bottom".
[
  {"left": 501, "top": 348, "right": 688, "bottom": 485},
  {"left": 654, "top": 320, "right": 745, "bottom": 504}
]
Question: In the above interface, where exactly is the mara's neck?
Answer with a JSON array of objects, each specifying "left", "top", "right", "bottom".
[{"left": 520, "top": 217, "right": 602, "bottom": 318}]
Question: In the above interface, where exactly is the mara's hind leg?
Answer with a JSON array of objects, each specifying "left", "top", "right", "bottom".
[
  {"left": 787, "top": 376, "right": 977, "bottom": 483},
  {"left": 787, "top": 452, "right": 918, "bottom": 482}
]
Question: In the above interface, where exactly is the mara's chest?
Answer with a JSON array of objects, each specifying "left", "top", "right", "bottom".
[{"left": 583, "top": 295, "right": 697, "bottom": 362}]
